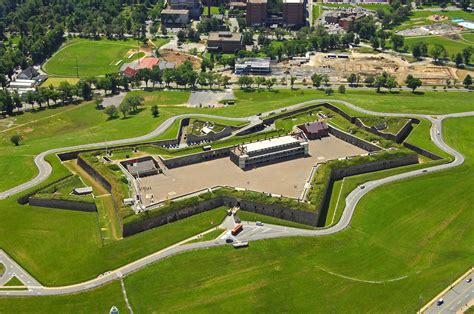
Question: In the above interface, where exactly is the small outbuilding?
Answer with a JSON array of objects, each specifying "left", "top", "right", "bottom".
[{"left": 297, "top": 121, "right": 329, "bottom": 140}]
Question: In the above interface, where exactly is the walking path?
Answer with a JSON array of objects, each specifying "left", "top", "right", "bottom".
[{"left": 0, "top": 98, "right": 473, "bottom": 312}]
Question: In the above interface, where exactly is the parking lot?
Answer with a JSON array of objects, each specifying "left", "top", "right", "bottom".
[{"left": 137, "top": 135, "right": 366, "bottom": 205}]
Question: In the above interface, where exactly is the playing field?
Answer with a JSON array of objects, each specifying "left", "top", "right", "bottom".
[
  {"left": 404, "top": 36, "right": 474, "bottom": 61},
  {"left": 43, "top": 38, "right": 144, "bottom": 77}
]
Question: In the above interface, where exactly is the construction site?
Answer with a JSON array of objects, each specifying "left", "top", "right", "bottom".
[{"left": 305, "top": 52, "right": 471, "bottom": 85}]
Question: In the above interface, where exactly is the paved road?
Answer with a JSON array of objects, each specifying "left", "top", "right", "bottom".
[
  {"left": 1, "top": 99, "right": 473, "bottom": 298},
  {"left": 424, "top": 269, "right": 474, "bottom": 314}
]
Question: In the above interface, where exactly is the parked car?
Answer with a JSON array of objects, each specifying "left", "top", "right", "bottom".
[
  {"left": 225, "top": 237, "right": 234, "bottom": 243},
  {"left": 436, "top": 299, "right": 444, "bottom": 306},
  {"left": 256, "top": 221, "right": 264, "bottom": 226}
]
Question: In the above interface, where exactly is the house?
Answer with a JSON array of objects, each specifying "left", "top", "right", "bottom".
[
  {"left": 207, "top": 32, "right": 243, "bottom": 53},
  {"left": 169, "top": 0, "right": 201, "bottom": 18},
  {"left": 297, "top": 121, "right": 330, "bottom": 139}
]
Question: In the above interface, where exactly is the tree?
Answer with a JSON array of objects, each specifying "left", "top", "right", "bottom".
[
  {"left": 290, "top": 76, "right": 297, "bottom": 89},
  {"left": 255, "top": 77, "right": 266, "bottom": 89},
  {"left": 338, "top": 85, "right": 346, "bottom": 94},
  {"left": 151, "top": 104, "right": 159, "bottom": 117},
  {"left": 93, "top": 94, "right": 103, "bottom": 109},
  {"left": 454, "top": 53, "right": 464, "bottom": 67},
  {"left": 405, "top": 74, "right": 422, "bottom": 92},
  {"left": 430, "top": 44, "right": 447, "bottom": 63},
  {"left": 364, "top": 75, "right": 375, "bottom": 86},
  {"left": 412, "top": 42, "right": 428, "bottom": 59},
  {"left": 77, "top": 80, "right": 92, "bottom": 100},
  {"left": 163, "top": 68, "right": 175, "bottom": 87},
  {"left": 462, "top": 47, "right": 473, "bottom": 65},
  {"left": 237, "top": 76, "right": 253, "bottom": 89},
  {"left": 463, "top": 74, "right": 473, "bottom": 89},
  {"left": 119, "top": 101, "right": 131, "bottom": 118},
  {"left": 325, "top": 88, "right": 334, "bottom": 96},
  {"left": 390, "top": 34, "right": 404, "bottom": 52},
  {"left": 10, "top": 134, "right": 22, "bottom": 146},
  {"left": 221, "top": 75, "right": 231, "bottom": 88},
  {"left": 322, "top": 74, "right": 330, "bottom": 86},
  {"left": 374, "top": 75, "right": 386, "bottom": 93},
  {"left": 104, "top": 105, "right": 118, "bottom": 119},
  {"left": 311, "top": 73, "right": 323, "bottom": 88},
  {"left": 386, "top": 77, "right": 397, "bottom": 92},
  {"left": 347, "top": 73, "right": 358, "bottom": 87},
  {"left": 265, "top": 78, "right": 277, "bottom": 90}
]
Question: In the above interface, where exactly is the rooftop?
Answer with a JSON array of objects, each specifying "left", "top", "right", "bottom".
[
  {"left": 208, "top": 32, "right": 242, "bottom": 42},
  {"left": 248, "top": 0, "right": 267, "bottom": 3},
  {"left": 161, "top": 8, "right": 189, "bottom": 14},
  {"left": 235, "top": 57, "right": 271, "bottom": 67},
  {"left": 243, "top": 136, "right": 300, "bottom": 154},
  {"left": 283, "top": 0, "right": 304, "bottom": 3}
]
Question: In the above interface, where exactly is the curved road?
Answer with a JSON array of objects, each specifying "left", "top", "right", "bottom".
[{"left": 1, "top": 99, "right": 473, "bottom": 296}]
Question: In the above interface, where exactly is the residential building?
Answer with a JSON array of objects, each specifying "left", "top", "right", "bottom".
[
  {"left": 246, "top": 0, "right": 267, "bottom": 26},
  {"left": 207, "top": 32, "right": 243, "bottom": 53},
  {"left": 161, "top": 9, "right": 190, "bottom": 25},
  {"left": 235, "top": 57, "right": 271, "bottom": 75},
  {"left": 282, "top": 0, "right": 305, "bottom": 27},
  {"left": 230, "top": 133, "right": 309, "bottom": 169}
]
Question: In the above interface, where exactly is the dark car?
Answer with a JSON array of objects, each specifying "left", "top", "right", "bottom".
[
  {"left": 436, "top": 299, "right": 444, "bottom": 306},
  {"left": 225, "top": 238, "right": 233, "bottom": 243}
]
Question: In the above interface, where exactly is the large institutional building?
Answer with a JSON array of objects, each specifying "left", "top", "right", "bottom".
[
  {"left": 246, "top": 0, "right": 268, "bottom": 26},
  {"left": 230, "top": 133, "right": 309, "bottom": 169},
  {"left": 282, "top": 0, "right": 305, "bottom": 27},
  {"left": 207, "top": 32, "right": 243, "bottom": 53}
]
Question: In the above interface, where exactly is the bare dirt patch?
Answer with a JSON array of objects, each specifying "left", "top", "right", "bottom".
[{"left": 160, "top": 49, "right": 202, "bottom": 69}]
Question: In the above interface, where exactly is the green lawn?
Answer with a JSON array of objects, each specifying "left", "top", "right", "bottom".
[
  {"left": 462, "top": 33, "right": 474, "bottom": 43},
  {"left": 238, "top": 210, "right": 315, "bottom": 229},
  {"left": 312, "top": 4, "right": 322, "bottom": 23},
  {"left": 3, "top": 276, "right": 24, "bottom": 287},
  {"left": 0, "top": 281, "right": 126, "bottom": 313},
  {"left": 404, "top": 36, "right": 474, "bottom": 61},
  {"left": 152, "top": 37, "right": 171, "bottom": 49},
  {"left": 118, "top": 115, "right": 473, "bottom": 312},
  {"left": 43, "top": 38, "right": 144, "bottom": 77}
]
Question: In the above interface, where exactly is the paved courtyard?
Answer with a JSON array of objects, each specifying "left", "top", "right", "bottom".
[{"left": 138, "top": 135, "right": 366, "bottom": 205}]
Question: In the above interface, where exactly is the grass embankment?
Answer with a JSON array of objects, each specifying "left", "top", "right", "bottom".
[
  {"left": 238, "top": 210, "right": 315, "bottom": 230},
  {"left": 34, "top": 175, "right": 94, "bottom": 203},
  {"left": 119, "top": 116, "right": 474, "bottom": 313},
  {"left": 357, "top": 116, "right": 410, "bottom": 135},
  {"left": 44, "top": 38, "right": 145, "bottom": 77}
]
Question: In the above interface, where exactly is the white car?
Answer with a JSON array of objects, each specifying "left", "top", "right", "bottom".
[{"left": 256, "top": 221, "right": 264, "bottom": 226}]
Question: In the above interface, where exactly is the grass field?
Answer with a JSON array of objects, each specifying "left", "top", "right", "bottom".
[
  {"left": 113, "top": 116, "right": 472, "bottom": 312},
  {"left": 404, "top": 36, "right": 474, "bottom": 61},
  {"left": 42, "top": 77, "right": 80, "bottom": 87},
  {"left": 43, "top": 38, "right": 144, "bottom": 77},
  {"left": 312, "top": 4, "right": 322, "bottom": 23}
]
